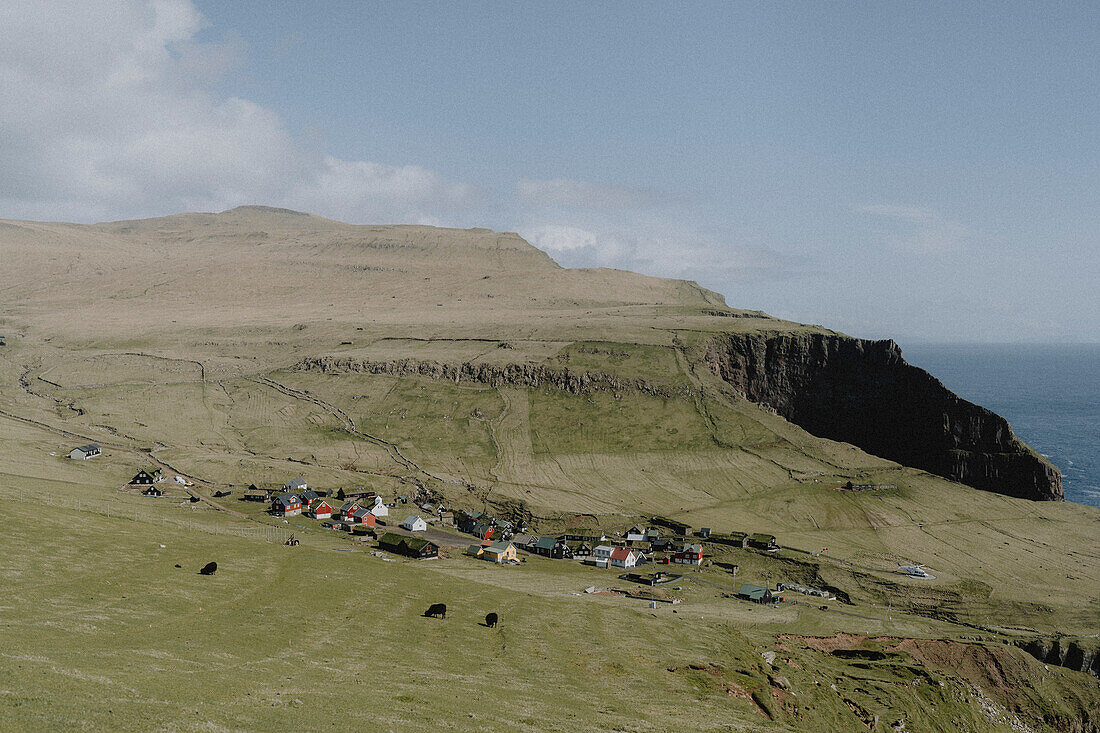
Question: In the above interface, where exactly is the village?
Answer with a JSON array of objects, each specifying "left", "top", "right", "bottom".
[{"left": 77, "top": 438, "right": 830, "bottom": 609}]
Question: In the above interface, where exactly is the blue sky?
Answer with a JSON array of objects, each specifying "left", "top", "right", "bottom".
[{"left": 3, "top": 2, "right": 1097, "bottom": 343}]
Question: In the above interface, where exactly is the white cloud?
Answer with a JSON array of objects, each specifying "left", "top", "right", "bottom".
[
  {"left": 520, "top": 220, "right": 809, "bottom": 285},
  {"left": 516, "top": 178, "right": 663, "bottom": 210},
  {"left": 856, "top": 204, "right": 976, "bottom": 254},
  {"left": 0, "top": 0, "right": 479, "bottom": 224}
]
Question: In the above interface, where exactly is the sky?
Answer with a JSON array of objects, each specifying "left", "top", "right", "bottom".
[{"left": 2, "top": 1, "right": 1097, "bottom": 343}]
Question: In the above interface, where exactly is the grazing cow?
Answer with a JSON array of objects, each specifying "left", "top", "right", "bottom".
[
  {"left": 485, "top": 612, "right": 498, "bottom": 628},
  {"left": 199, "top": 561, "right": 218, "bottom": 575},
  {"left": 423, "top": 603, "right": 447, "bottom": 619}
]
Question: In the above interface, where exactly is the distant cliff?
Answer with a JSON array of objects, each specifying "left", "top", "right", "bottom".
[{"left": 702, "top": 332, "right": 1063, "bottom": 501}]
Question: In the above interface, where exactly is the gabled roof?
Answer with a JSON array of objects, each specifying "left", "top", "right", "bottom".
[
  {"left": 533, "top": 536, "right": 558, "bottom": 550},
  {"left": 749, "top": 533, "right": 777, "bottom": 543},
  {"left": 402, "top": 515, "right": 424, "bottom": 525},
  {"left": 485, "top": 541, "right": 514, "bottom": 554},
  {"left": 284, "top": 477, "right": 307, "bottom": 488},
  {"left": 339, "top": 500, "right": 359, "bottom": 512},
  {"left": 75, "top": 444, "right": 101, "bottom": 453},
  {"left": 274, "top": 492, "right": 300, "bottom": 506},
  {"left": 679, "top": 544, "right": 703, "bottom": 553},
  {"left": 593, "top": 545, "right": 615, "bottom": 553},
  {"left": 465, "top": 545, "right": 483, "bottom": 556},
  {"left": 402, "top": 536, "right": 435, "bottom": 553},
  {"left": 610, "top": 547, "right": 634, "bottom": 562}
]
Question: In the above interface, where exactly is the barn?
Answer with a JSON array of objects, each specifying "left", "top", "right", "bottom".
[
  {"left": 69, "top": 444, "right": 101, "bottom": 460},
  {"left": 378, "top": 532, "right": 438, "bottom": 559}
]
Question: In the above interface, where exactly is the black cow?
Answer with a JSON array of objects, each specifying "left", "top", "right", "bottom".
[
  {"left": 199, "top": 561, "right": 218, "bottom": 575},
  {"left": 485, "top": 612, "right": 498, "bottom": 628},
  {"left": 423, "top": 603, "right": 447, "bottom": 619}
]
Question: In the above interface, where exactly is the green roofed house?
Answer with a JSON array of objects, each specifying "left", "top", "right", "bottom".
[
  {"left": 528, "top": 536, "right": 573, "bottom": 559},
  {"left": 378, "top": 532, "right": 439, "bottom": 559},
  {"left": 748, "top": 533, "right": 779, "bottom": 552},
  {"left": 465, "top": 545, "right": 484, "bottom": 558},
  {"left": 736, "top": 583, "right": 774, "bottom": 603}
]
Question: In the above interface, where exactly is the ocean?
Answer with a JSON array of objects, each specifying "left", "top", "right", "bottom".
[{"left": 901, "top": 343, "right": 1100, "bottom": 508}]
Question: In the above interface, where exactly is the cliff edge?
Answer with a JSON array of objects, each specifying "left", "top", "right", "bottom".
[{"left": 703, "top": 332, "right": 1063, "bottom": 501}]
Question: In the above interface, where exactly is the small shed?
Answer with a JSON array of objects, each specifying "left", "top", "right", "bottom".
[{"left": 69, "top": 444, "right": 101, "bottom": 460}]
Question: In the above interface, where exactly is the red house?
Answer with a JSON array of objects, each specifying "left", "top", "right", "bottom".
[
  {"left": 673, "top": 543, "right": 704, "bottom": 566},
  {"left": 309, "top": 500, "right": 334, "bottom": 520},
  {"left": 346, "top": 507, "right": 376, "bottom": 527}
]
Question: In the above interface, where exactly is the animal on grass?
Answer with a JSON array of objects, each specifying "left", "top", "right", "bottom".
[
  {"left": 485, "top": 612, "right": 498, "bottom": 628},
  {"left": 199, "top": 561, "right": 218, "bottom": 575},
  {"left": 423, "top": 603, "right": 446, "bottom": 619}
]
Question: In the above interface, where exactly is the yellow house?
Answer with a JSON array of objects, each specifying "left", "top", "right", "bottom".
[{"left": 481, "top": 541, "right": 517, "bottom": 564}]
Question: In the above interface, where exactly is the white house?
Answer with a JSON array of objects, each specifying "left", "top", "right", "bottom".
[
  {"left": 369, "top": 495, "right": 389, "bottom": 517},
  {"left": 609, "top": 547, "right": 639, "bottom": 569},
  {"left": 592, "top": 545, "right": 615, "bottom": 568},
  {"left": 401, "top": 515, "right": 427, "bottom": 532},
  {"left": 284, "top": 477, "right": 308, "bottom": 492},
  {"left": 69, "top": 444, "right": 101, "bottom": 460}
]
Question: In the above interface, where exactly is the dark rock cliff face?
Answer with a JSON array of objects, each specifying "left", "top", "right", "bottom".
[
  {"left": 702, "top": 332, "right": 1063, "bottom": 501},
  {"left": 1014, "top": 638, "right": 1100, "bottom": 677}
]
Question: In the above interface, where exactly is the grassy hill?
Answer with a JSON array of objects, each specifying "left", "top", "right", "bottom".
[{"left": 0, "top": 207, "right": 1096, "bottom": 730}]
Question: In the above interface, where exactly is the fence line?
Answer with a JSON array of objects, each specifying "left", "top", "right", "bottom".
[{"left": 17, "top": 487, "right": 289, "bottom": 544}]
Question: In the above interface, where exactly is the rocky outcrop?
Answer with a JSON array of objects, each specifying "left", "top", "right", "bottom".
[
  {"left": 1015, "top": 638, "right": 1100, "bottom": 678},
  {"left": 295, "top": 356, "right": 695, "bottom": 400},
  {"left": 702, "top": 332, "right": 1063, "bottom": 501}
]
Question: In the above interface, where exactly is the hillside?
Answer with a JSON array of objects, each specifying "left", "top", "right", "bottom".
[{"left": 0, "top": 207, "right": 1096, "bottom": 731}]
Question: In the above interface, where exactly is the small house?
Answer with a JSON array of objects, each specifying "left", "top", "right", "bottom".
[
  {"left": 481, "top": 541, "right": 518, "bottom": 564},
  {"left": 609, "top": 547, "right": 638, "bottom": 569},
  {"left": 348, "top": 507, "right": 376, "bottom": 527},
  {"left": 299, "top": 489, "right": 320, "bottom": 507},
  {"left": 401, "top": 515, "right": 428, "bottom": 532},
  {"left": 130, "top": 467, "right": 163, "bottom": 485},
  {"left": 697, "top": 528, "right": 711, "bottom": 538},
  {"left": 529, "top": 536, "right": 573, "bottom": 559},
  {"left": 748, "top": 533, "right": 779, "bottom": 552},
  {"left": 243, "top": 485, "right": 269, "bottom": 502},
  {"left": 338, "top": 500, "right": 361, "bottom": 521},
  {"left": 141, "top": 485, "right": 164, "bottom": 497},
  {"left": 711, "top": 532, "right": 749, "bottom": 548},
  {"left": 69, "top": 444, "right": 101, "bottom": 460},
  {"left": 572, "top": 542, "right": 592, "bottom": 557},
  {"left": 592, "top": 545, "right": 616, "bottom": 567},
  {"left": 272, "top": 492, "right": 303, "bottom": 517},
  {"left": 511, "top": 533, "right": 536, "bottom": 548},
  {"left": 465, "top": 545, "right": 484, "bottom": 558},
  {"left": 673, "top": 543, "right": 704, "bottom": 566},
  {"left": 369, "top": 496, "right": 389, "bottom": 517},
  {"left": 283, "top": 477, "right": 308, "bottom": 492},
  {"left": 736, "top": 583, "right": 775, "bottom": 603},
  {"left": 470, "top": 522, "right": 494, "bottom": 540},
  {"left": 309, "top": 500, "right": 334, "bottom": 520}
]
